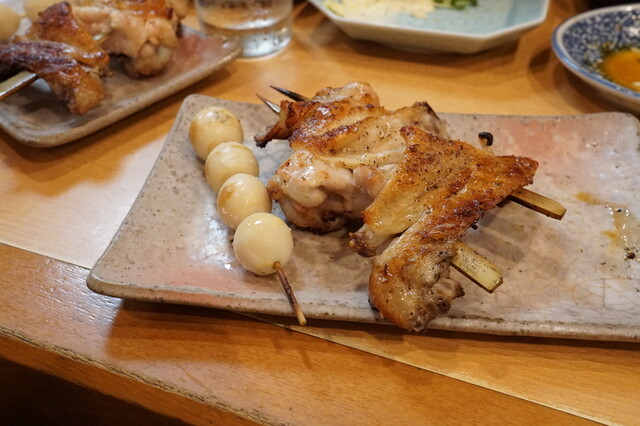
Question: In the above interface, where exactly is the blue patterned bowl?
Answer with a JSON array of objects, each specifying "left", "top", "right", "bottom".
[{"left": 552, "top": 4, "right": 640, "bottom": 113}]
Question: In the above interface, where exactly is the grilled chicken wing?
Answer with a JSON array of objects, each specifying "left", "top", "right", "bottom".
[
  {"left": 259, "top": 82, "right": 446, "bottom": 233},
  {"left": 25, "top": 1, "right": 110, "bottom": 73},
  {"left": 256, "top": 81, "right": 384, "bottom": 146},
  {"left": 351, "top": 127, "right": 538, "bottom": 256},
  {"left": 256, "top": 82, "right": 538, "bottom": 331},
  {"left": 366, "top": 126, "right": 537, "bottom": 331},
  {"left": 0, "top": 2, "right": 109, "bottom": 115}
]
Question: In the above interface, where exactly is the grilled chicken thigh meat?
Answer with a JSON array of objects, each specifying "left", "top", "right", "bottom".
[{"left": 74, "top": 0, "right": 185, "bottom": 76}]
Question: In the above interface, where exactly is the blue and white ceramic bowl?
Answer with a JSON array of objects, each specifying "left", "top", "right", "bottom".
[{"left": 552, "top": 4, "right": 640, "bottom": 113}]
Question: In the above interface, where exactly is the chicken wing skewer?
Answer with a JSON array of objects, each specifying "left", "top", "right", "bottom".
[
  {"left": 1, "top": 0, "right": 189, "bottom": 109},
  {"left": 256, "top": 82, "right": 564, "bottom": 331},
  {"left": 0, "top": 32, "right": 110, "bottom": 103},
  {"left": 0, "top": 2, "right": 111, "bottom": 114},
  {"left": 268, "top": 85, "right": 566, "bottom": 221},
  {"left": 257, "top": 91, "right": 504, "bottom": 294}
]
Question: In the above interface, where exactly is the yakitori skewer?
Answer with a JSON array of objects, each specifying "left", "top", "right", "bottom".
[
  {"left": 257, "top": 92, "right": 504, "bottom": 294},
  {"left": 0, "top": 33, "right": 110, "bottom": 102},
  {"left": 269, "top": 85, "right": 567, "bottom": 221}
]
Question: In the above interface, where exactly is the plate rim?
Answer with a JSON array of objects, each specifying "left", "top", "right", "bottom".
[
  {"left": 0, "top": 28, "right": 242, "bottom": 148},
  {"left": 308, "top": 0, "right": 549, "bottom": 39},
  {"left": 87, "top": 95, "right": 640, "bottom": 342}
]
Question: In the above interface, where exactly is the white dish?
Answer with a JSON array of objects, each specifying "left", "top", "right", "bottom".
[
  {"left": 88, "top": 95, "right": 640, "bottom": 341},
  {"left": 552, "top": 4, "right": 640, "bottom": 113},
  {"left": 0, "top": 26, "right": 241, "bottom": 147},
  {"left": 308, "top": 0, "right": 549, "bottom": 53}
]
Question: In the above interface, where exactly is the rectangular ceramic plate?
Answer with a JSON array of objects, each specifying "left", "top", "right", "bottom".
[
  {"left": 308, "top": 0, "right": 548, "bottom": 53},
  {"left": 88, "top": 95, "right": 640, "bottom": 341},
  {"left": 0, "top": 16, "right": 240, "bottom": 147}
]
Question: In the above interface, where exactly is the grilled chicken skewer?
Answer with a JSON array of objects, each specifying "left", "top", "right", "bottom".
[
  {"left": 73, "top": 0, "right": 186, "bottom": 77},
  {"left": 358, "top": 124, "right": 536, "bottom": 330},
  {"left": 0, "top": 31, "right": 110, "bottom": 103},
  {"left": 1, "top": 0, "right": 189, "bottom": 109},
  {"left": 268, "top": 85, "right": 566, "bottom": 221},
  {"left": 257, "top": 91, "right": 505, "bottom": 294},
  {"left": 0, "top": 2, "right": 111, "bottom": 114},
  {"left": 255, "top": 81, "right": 561, "bottom": 331}
]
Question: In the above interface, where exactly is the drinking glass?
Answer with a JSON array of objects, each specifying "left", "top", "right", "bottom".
[{"left": 194, "top": 0, "right": 293, "bottom": 57}]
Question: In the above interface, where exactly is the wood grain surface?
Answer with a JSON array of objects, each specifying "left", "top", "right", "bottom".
[
  {"left": 1, "top": 1, "right": 637, "bottom": 424},
  {"left": 0, "top": 244, "right": 594, "bottom": 425}
]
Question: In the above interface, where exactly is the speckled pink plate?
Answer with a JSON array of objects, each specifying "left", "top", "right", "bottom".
[
  {"left": 87, "top": 95, "right": 640, "bottom": 341},
  {"left": 0, "top": 28, "right": 241, "bottom": 147}
]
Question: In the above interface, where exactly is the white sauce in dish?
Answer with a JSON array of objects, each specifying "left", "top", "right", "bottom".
[{"left": 324, "top": 0, "right": 436, "bottom": 21}]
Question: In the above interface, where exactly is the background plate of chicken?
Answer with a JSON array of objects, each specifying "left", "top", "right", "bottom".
[
  {"left": 87, "top": 86, "right": 640, "bottom": 342},
  {"left": 0, "top": 0, "right": 241, "bottom": 147}
]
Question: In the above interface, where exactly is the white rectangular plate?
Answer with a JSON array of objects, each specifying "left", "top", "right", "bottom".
[
  {"left": 87, "top": 95, "right": 640, "bottom": 341},
  {"left": 0, "top": 25, "right": 240, "bottom": 147}
]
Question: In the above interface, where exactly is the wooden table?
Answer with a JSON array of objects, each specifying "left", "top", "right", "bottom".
[{"left": 1, "top": 2, "right": 638, "bottom": 424}]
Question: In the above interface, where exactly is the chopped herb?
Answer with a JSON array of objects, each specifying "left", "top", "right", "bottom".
[{"left": 433, "top": 0, "right": 478, "bottom": 10}]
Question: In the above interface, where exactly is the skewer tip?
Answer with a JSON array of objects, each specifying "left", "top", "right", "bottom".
[
  {"left": 256, "top": 93, "right": 281, "bottom": 115},
  {"left": 273, "top": 261, "right": 307, "bottom": 326},
  {"left": 270, "top": 86, "right": 309, "bottom": 102}
]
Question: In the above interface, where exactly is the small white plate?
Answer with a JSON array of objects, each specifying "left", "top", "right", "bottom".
[
  {"left": 552, "top": 4, "right": 640, "bottom": 113},
  {"left": 87, "top": 95, "right": 640, "bottom": 341},
  {"left": 0, "top": 27, "right": 241, "bottom": 147},
  {"left": 308, "top": 0, "right": 549, "bottom": 53}
]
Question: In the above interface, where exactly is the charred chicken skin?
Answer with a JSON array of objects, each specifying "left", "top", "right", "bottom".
[
  {"left": 0, "top": 0, "right": 186, "bottom": 114},
  {"left": 256, "top": 82, "right": 538, "bottom": 331},
  {"left": 363, "top": 126, "right": 537, "bottom": 330},
  {"left": 256, "top": 82, "right": 447, "bottom": 233},
  {"left": 0, "top": 2, "right": 109, "bottom": 115}
]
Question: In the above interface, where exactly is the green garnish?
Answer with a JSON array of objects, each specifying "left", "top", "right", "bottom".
[{"left": 433, "top": 0, "right": 478, "bottom": 10}]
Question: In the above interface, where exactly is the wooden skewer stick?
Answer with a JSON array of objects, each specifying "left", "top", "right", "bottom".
[
  {"left": 255, "top": 93, "right": 281, "bottom": 115},
  {"left": 508, "top": 188, "right": 566, "bottom": 220},
  {"left": 270, "top": 85, "right": 307, "bottom": 102},
  {"left": 273, "top": 261, "right": 307, "bottom": 326},
  {"left": 0, "top": 71, "right": 37, "bottom": 101},
  {"left": 452, "top": 243, "right": 503, "bottom": 293}
]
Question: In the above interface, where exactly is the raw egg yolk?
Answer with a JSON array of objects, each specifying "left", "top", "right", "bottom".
[{"left": 602, "top": 48, "right": 640, "bottom": 92}]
